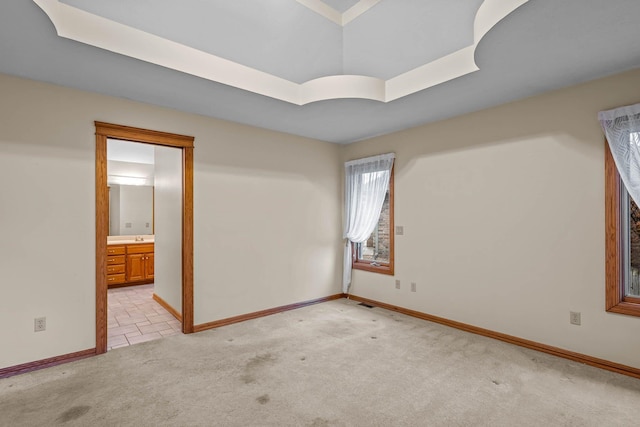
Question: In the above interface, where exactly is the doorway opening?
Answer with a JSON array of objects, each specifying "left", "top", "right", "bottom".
[
  {"left": 106, "top": 139, "right": 181, "bottom": 349},
  {"left": 95, "top": 122, "right": 194, "bottom": 354}
]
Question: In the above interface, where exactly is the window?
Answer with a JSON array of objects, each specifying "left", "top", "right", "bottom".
[
  {"left": 605, "top": 141, "right": 640, "bottom": 316},
  {"left": 352, "top": 167, "right": 394, "bottom": 275},
  {"left": 343, "top": 153, "right": 395, "bottom": 292}
]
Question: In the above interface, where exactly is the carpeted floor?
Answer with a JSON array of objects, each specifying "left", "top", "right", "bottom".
[{"left": 1, "top": 299, "right": 640, "bottom": 426}]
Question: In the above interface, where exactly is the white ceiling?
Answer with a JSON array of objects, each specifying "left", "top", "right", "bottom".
[
  {"left": 107, "top": 139, "right": 155, "bottom": 186},
  {"left": 107, "top": 139, "right": 155, "bottom": 165},
  {"left": 1, "top": 1, "right": 639, "bottom": 143}
]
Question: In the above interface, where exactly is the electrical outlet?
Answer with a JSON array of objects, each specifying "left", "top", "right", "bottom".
[
  {"left": 570, "top": 311, "right": 581, "bottom": 326},
  {"left": 395, "top": 280, "right": 401, "bottom": 289},
  {"left": 411, "top": 282, "right": 417, "bottom": 292},
  {"left": 396, "top": 226, "right": 404, "bottom": 236},
  {"left": 34, "top": 317, "right": 46, "bottom": 332}
]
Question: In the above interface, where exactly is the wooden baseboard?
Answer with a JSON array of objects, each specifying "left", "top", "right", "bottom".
[
  {"left": 108, "top": 279, "right": 153, "bottom": 289},
  {"left": 0, "top": 348, "right": 96, "bottom": 379},
  {"left": 153, "top": 293, "right": 182, "bottom": 322},
  {"left": 347, "top": 294, "right": 640, "bottom": 380},
  {"left": 193, "top": 293, "right": 344, "bottom": 333}
]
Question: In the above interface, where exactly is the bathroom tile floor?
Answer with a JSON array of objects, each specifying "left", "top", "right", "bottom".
[{"left": 107, "top": 284, "right": 182, "bottom": 350}]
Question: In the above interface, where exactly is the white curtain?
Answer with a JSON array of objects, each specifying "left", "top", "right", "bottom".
[
  {"left": 343, "top": 153, "right": 395, "bottom": 293},
  {"left": 599, "top": 103, "right": 640, "bottom": 205}
]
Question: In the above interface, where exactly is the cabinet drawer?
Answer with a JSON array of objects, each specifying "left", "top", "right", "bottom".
[
  {"left": 107, "top": 273, "right": 126, "bottom": 284},
  {"left": 107, "top": 246, "right": 125, "bottom": 255},
  {"left": 107, "top": 264, "right": 125, "bottom": 274},
  {"left": 106, "top": 255, "right": 125, "bottom": 265},
  {"left": 127, "top": 244, "right": 154, "bottom": 254}
]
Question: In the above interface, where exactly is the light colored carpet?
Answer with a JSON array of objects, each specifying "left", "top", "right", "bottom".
[{"left": 1, "top": 299, "right": 640, "bottom": 426}]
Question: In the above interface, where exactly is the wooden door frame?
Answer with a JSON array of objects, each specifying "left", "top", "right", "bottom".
[{"left": 95, "top": 122, "right": 195, "bottom": 354}]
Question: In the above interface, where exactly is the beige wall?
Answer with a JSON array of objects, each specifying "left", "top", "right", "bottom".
[
  {"left": 343, "top": 69, "right": 640, "bottom": 369},
  {"left": 153, "top": 145, "right": 183, "bottom": 314},
  {"left": 192, "top": 117, "right": 342, "bottom": 323},
  {"left": 0, "top": 74, "right": 342, "bottom": 368},
  {"left": 3, "top": 67, "right": 640, "bottom": 371}
]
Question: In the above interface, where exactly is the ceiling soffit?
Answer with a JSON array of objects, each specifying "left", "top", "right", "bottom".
[
  {"left": 59, "top": 0, "right": 344, "bottom": 84},
  {"left": 316, "top": 0, "right": 361, "bottom": 14},
  {"left": 295, "top": 0, "right": 380, "bottom": 25},
  {"left": 35, "top": 0, "right": 530, "bottom": 105}
]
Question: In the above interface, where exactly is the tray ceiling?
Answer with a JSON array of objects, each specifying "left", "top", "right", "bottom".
[
  {"left": 0, "top": 0, "right": 639, "bottom": 143},
  {"left": 38, "top": 0, "right": 503, "bottom": 104}
]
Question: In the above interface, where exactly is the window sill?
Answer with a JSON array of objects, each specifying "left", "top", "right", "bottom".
[
  {"left": 353, "top": 261, "right": 394, "bottom": 276},
  {"left": 608, "top": 300, "right": 640, "bottom": 317}
]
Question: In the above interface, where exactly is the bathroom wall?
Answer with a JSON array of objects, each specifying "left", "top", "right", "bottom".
[
  {"left": 153, "top": 145, "right": 183, "bottom": 314},
  {"left": 118, "top": 185, "right": 154, "bottom": 236},
  {"left": 109, "top": 184, "right": 121, "bottom": 236}
]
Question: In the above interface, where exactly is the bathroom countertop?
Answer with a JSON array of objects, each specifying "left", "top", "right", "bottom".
[{"left": 107, "top": 237, "right": 155, "bottom": 245}]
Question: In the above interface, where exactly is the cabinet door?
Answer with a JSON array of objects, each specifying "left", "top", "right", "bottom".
[
  {"left": 127, "top": 254, "right": 145, "bottom": 282},
  {"left": 145, "top": 252, "right": 154, "bottom": 280}
]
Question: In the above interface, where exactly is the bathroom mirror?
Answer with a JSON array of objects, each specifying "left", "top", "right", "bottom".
[
  {"left": 108, "top": 184, "right": 154, "bottom": 236},
  {"left": 107, "top": 139, "right": 155, "bottom": 237}
]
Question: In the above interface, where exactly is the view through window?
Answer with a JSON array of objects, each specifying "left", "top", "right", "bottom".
[
  {"left": 623, "top": 190, "right": 640, "bottom": 298},
  {"left": 356, "top": 190, "right": 390, "bottom": 264},
  {"left": 352, "top": 166, "right": 394, "bottom": 275}
]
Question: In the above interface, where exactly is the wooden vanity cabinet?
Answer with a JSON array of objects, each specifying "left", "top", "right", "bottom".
[
  {"left": 145, "top": 252, "right": 155, "bottom": 279},
  {"left": 126, "top": 244, "right": 154, "bottom": 282},
  {"left": 106, "top": 242, "right": 154, "bottom": 287},
  {"left": 106, "top": 246, "right": 126, "bottom": 286}
]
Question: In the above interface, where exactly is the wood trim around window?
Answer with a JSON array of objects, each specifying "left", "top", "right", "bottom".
[
  {"left": 95, "top": 122, "right": 195, "bottom": 354},
  {"left": 605, "top": 140, "right": 640, "bottom": 317},
  {"left": 352, "top": 166, "right": 394, "bottom": 276}
]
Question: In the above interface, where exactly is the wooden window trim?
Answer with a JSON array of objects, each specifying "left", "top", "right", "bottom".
[
  {"left": 352, "top": 167, "right": 394, "bottom": 276},
  {"left": 605, "top": 140, "right": 640, "bottom": 316}
]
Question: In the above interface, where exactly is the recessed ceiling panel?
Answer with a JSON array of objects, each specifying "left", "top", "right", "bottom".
[
  {"left": 343, "top": 0, "right": 484, "bottom": 79},
  {"left": 61, "top": 0, "right": 344, "bottom": 83}
]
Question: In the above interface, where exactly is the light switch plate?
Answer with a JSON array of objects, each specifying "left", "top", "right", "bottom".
[{"left": 396, "top": 226, "right": 404, "bottom": 235}]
